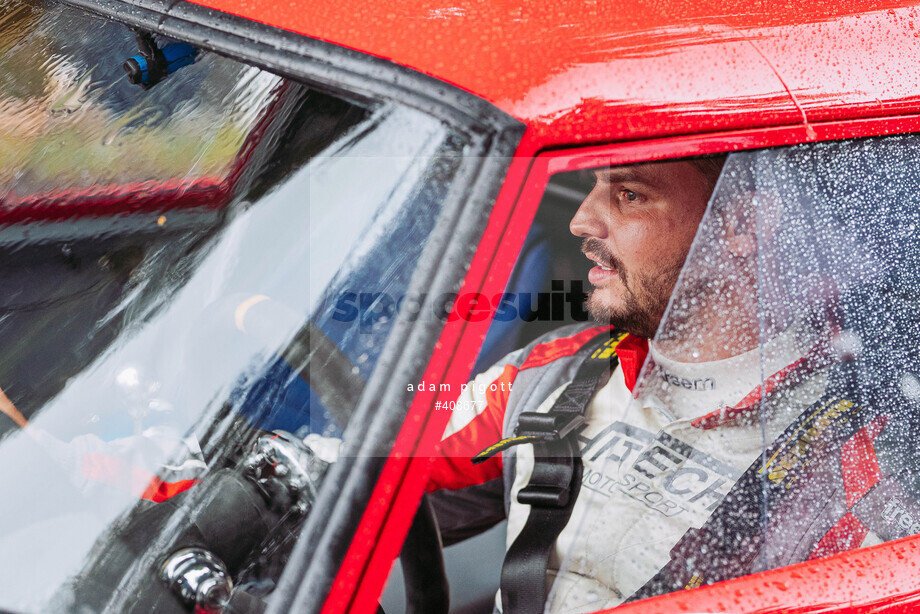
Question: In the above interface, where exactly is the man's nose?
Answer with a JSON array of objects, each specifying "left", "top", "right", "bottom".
[{"left": 569, "top": 190, "right": 607, "bottom": 239}]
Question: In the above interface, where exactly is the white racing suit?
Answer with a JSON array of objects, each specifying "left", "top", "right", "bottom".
[{"left": 427, "top": 323, "right": 913, "bottom": 613}]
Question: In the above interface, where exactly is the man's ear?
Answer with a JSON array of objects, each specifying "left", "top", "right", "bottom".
[
  {"left": 722, "top": 189, "right": 782, "bottom": 258},
  {"left": 725, "top": 213, "right": 757, "bottom": 258}
]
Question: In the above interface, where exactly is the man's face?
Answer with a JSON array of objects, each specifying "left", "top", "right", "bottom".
[{"left": 570, "top": 161, "right": 715, "bottom": 338}]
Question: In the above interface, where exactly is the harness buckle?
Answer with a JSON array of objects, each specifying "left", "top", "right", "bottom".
[
  {"left": 515, "top": 411, "right": 586, "bottom": 440},
  {"left": 517, "top": 484, "right": 571, "bottom": 508}
]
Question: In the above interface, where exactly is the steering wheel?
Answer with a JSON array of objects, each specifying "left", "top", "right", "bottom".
[
  {"left": 255, "top": 317, "right": 451, "bottom": 612},
  {"left": 287, "top": 322, "right": 450, "bottom": 613}
]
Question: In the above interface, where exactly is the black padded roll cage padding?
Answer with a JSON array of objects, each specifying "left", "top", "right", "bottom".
[{"left": 56, "top": 1, "right": 526, "bottom": 612}]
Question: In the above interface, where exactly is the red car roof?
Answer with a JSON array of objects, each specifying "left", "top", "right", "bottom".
[{"left": 194, "top": 0, "right": 920, "bottom": 148}]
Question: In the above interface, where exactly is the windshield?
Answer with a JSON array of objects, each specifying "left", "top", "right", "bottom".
[{"left": 0, "top": 1, "right": 469, "bottom": 611}]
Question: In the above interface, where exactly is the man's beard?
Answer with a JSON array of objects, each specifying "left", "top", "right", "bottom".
[{"left": 582, "top": 238, "right": 683, "bottom": 338}]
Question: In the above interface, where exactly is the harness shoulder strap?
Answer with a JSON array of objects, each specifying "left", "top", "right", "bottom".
[{"left": 474, "top": 330, "right": 626, "bottom": 614}]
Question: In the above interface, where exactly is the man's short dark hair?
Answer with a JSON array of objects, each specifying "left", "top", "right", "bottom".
[{"left": 690, "top": 155, "right": 727, "bottom": 192}]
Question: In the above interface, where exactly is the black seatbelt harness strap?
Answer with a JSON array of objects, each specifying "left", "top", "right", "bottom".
[{"left": 473, "top": 330, "right": 626, "bottom": 614}]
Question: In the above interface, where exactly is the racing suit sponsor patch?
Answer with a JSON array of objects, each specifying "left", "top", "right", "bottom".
[{"left": 577, "top": 422, "right": 740, "bottom": 518}]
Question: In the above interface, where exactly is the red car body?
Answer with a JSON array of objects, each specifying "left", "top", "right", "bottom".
[
  {"left": 166, "top": 1, "right": 920, "bottom": 612},
  {"left": 12, "top": 1, "right": 920, "bottom": 612}
]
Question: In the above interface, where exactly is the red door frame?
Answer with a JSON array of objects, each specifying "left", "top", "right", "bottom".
[{"left": 320, "top": 112, "right": 920, "bottom": 614}]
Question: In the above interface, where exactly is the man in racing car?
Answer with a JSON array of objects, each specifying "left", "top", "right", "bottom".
[{"left": 425, "top": 155, "right": 877, "bottom": 613}]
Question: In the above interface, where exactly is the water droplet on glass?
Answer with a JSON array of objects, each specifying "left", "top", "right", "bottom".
[
  {"left": 831, "top": 330, "right": 863, "bottom": 361},
  {"left": 900, "top": 373, "right": 920, "bottom": 401}
]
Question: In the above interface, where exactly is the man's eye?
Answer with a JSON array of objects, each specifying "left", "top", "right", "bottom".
[{"left": 621, "top": 189, "right": 638, "bottom": 202}]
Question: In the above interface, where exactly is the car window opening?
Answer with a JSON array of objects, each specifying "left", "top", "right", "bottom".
[{"left": 425, "top": 137, "right": 920, "bottom": 614}]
